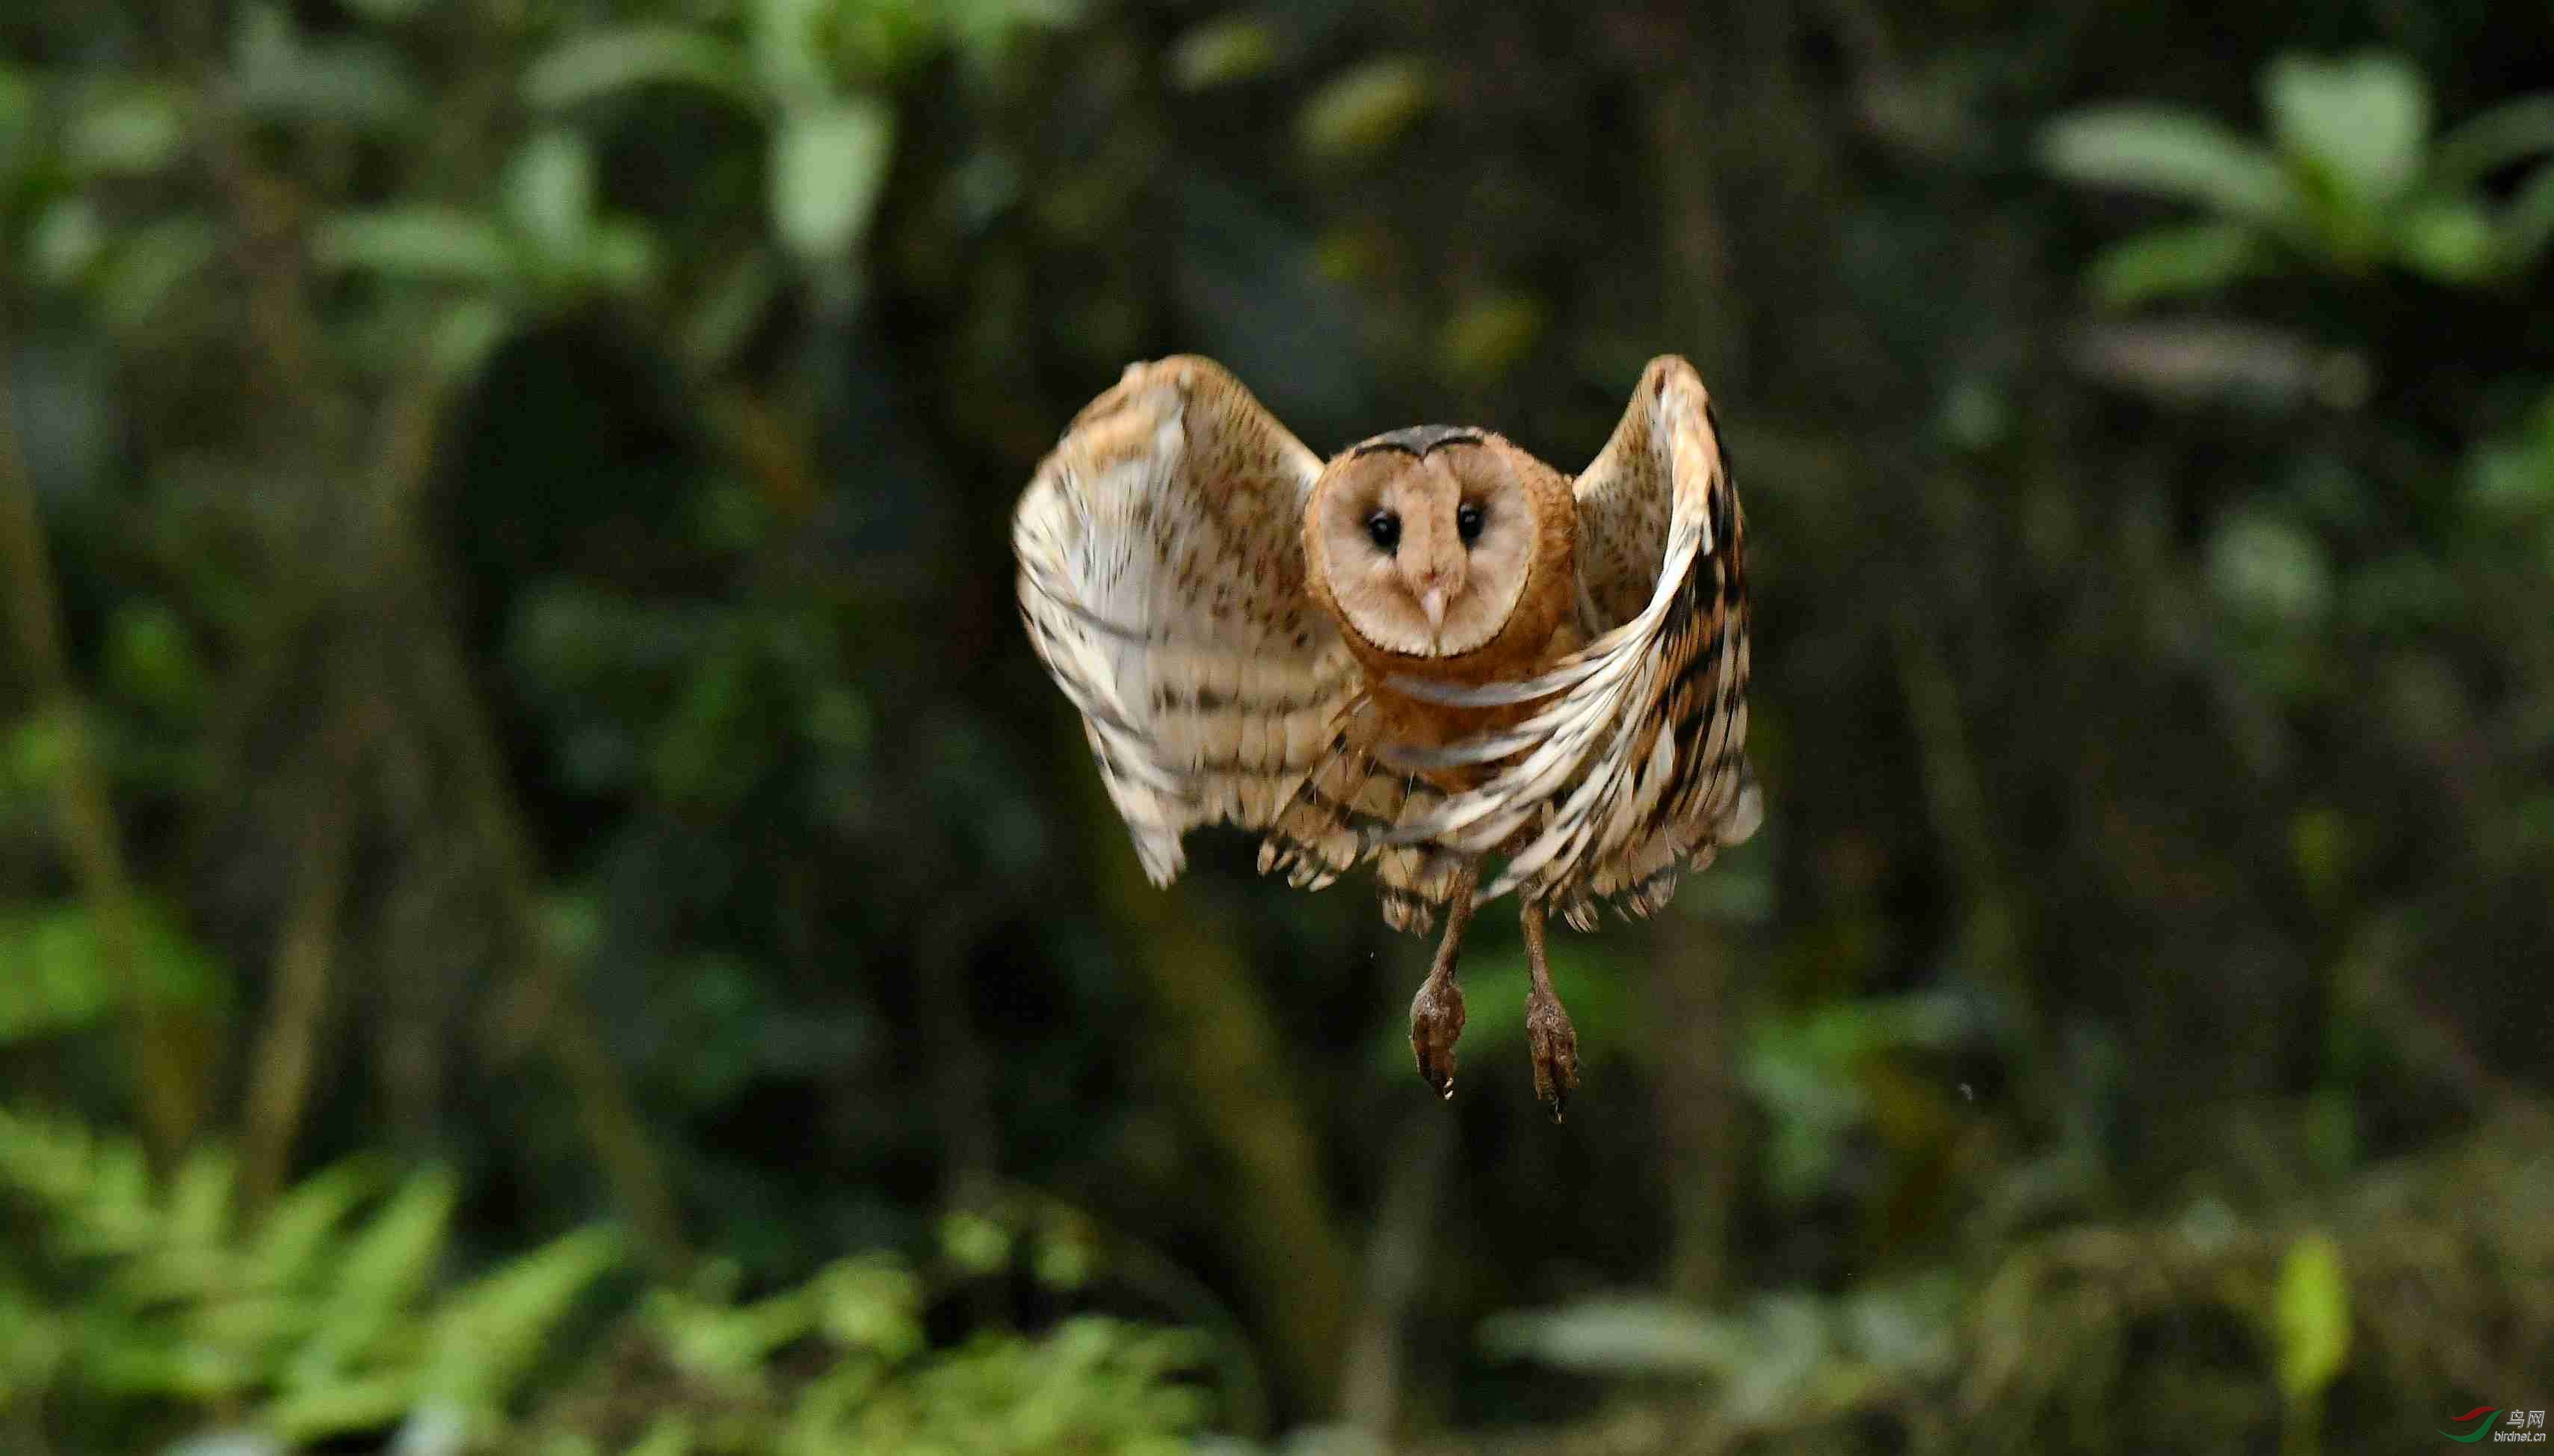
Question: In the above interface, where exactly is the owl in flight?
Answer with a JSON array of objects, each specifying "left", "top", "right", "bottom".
[{"left": 1014, "top": 355, "right": 1759, "bottom": 1118}]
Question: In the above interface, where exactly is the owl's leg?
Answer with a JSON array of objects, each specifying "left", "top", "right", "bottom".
[
  {"left": 1521, "top": 900, "right": 1580, "bottom": 1122},
  {"left": 1408, "top": 860, "right": 1480, "bottom": 1099}
]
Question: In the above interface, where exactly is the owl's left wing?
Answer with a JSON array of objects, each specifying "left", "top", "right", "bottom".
[
  {"left": 1014, "top": 356, "right": 1361, "bottom": 886},
  {"left": 1385, "top": 356, "right": 1760, "bottom": 926}
]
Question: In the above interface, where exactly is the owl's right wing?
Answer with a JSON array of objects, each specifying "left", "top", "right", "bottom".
[{"left": 1014, "top": 356, "right": 1361, "bottom": 886}]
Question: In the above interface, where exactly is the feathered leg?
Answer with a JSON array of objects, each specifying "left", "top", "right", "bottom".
[
  {"left": 1521, "top": 900, "right": 1580, "bottom": 1122},
  {"left": 1408, "top": 860, "right": 1479, "bottom": 1099}
]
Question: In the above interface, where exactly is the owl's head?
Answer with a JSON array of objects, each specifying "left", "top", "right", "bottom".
[{"left": 1306, "top": 426, "right": 1564, "bottom": 660}]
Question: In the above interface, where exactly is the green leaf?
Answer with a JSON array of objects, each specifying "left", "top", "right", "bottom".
[
  {"left": 424, "top": 1227, "right": 621, "bottom": 1413},
  {"left": 812, "top": 1256, "right": 922, "bottom": 1360},
  {"left": 2209, "top": 513, "right": 2331, "bottom": 626},
  {"left": 939, "top": 1212, "right": 1011, "bottom": 1275},
  {"left": 750, "top": 0, "right": 835, "bottom": 105},
  {"left": 250, "top": 1160, "right": 377, "bottom": 1291},
  {"left": 267, "top": 1371, "right": 422, "bottom": 1440},
  {"left": 2271, "top": 1231, "right": 2351, "bottom": 1401},
  {"left": 340, "top": 0, "right": 431, "bottom": 21},
  {"left": 94, "top": 220, "right": 219, "bottom": 333},
  {"left": 769, "top": 97, "right": 895, "bottom": 264},
  {"left": 2040, "top": 107, "right": 2295, "bottom": 224},
  {"left": 313, "top": 209, "right": 513, "bottom": 285},
  {"left": 64, "top": 87, "right": 187, "bottom": 176},
  {"left": 431, "top": 298, "right": 513, "bottom": 383},
  {"left": 2088, "top": 221, "right": 2265, "bottom": 306},
  {"left": 1478, "top": 1297, "right": 1744, "bottom": 1376},
  {"left": 166, "top": 1148, "right": 237, "bottom": 1251},
  {"left": 506, "top": 130, "right": 595, "bottom": 262},
  {"left": 1298, "top": 57, "right": 1434, "bottom": 161},
  {"left": 2394, "top": 198, "right": 2499, "bottom": 284},
  {"left": 0, "top": 901, "right": 232, "bottom": 1044},
  {"left": 1168, "top": 18, "right": 1280, "bottom": 92},
  {"left": 522, "top": 27, "right": 756, "bottom": 112},
  {"left": 233, "top": 4, "right": 419, "bottom": 129},
  {"left": 2430, "top": 93, "right": 2554, "bottom": 192},
  {"left": 2265, "top": 52, "right": 2429, "bottom": 211},
  {"left": 29, "top": 199, "right": 105, "bottom": 289}
]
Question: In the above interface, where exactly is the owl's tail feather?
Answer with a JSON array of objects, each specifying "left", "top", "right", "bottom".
[{"left": 1257, "top": 700, "right": 1470, "bottom": 935}]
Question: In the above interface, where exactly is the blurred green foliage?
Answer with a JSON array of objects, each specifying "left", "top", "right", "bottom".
[
  {"left": 0, "top": 1110, "right": 1216, "bottom": 1453},
  {"left": 2, "top": 0, "right": 2552, "bottom": 1452}
]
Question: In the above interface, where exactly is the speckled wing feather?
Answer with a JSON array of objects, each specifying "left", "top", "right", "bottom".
[
  {"left": 1385, "top": 356, "right": 1762, "bottom": 926},
  {"left": 1014, "top": 356, "right": 1360, "bottom": 886},
  {"left": 1256, "top": 697, "right": 1470, "bottom": 932}
]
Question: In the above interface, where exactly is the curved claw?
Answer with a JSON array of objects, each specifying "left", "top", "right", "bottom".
[
  {"left": 1410, "top": 971, "right": 1466, "bottom": 1099},
  {"left": 1526, "top": 992, "right": 1580, "bottom": 1121}
]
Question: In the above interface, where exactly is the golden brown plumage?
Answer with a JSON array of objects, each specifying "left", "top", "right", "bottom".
[{"left": 1014, "top": 354, "right": 1760, "bottom": 1116}]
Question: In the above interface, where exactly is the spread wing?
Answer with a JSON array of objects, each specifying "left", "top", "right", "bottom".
[
  {"left": 1385, "top": 355, "right": 1762, "bottom": 926},
  {"left": 1014, "top": 356, "right": 1361, "bottom": 886}
]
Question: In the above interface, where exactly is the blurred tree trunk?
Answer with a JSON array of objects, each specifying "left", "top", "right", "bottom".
[
  {"left": 1339, "top": 1110, "right": 1452, "bottom": 1437},
  {"left": 1089, "top": 828, "right": 1356, "bottom": 1414},
  {"left": 1648, "top": 927, "right": 1744, "bottom": 1303}
]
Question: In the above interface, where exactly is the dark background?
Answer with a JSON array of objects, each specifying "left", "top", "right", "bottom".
[{"left": 3, "top": 1, "right": 2550, "bottom": 1452}]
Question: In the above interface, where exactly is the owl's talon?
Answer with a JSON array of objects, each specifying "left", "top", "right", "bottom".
[
  {"left": 1525, "top": 990, "right": 1579, "bottom": 1120},
  {"left": 1410, "top": 969, "right": 1466, "bottom": 1098},
  {"left": 1408, "top": 860, "right": 1481, "bottom": 1101},
  {"left": 1520, "top": 898, "right": 1579, "bottom": 1123}
]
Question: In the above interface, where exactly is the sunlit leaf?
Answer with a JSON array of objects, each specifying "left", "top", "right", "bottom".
[
  {"left": 2088, "top": 220, "right": 2265, "bottom": 306},
  {"left": 770, "top": 96, "right": 895, "bottom": 264},
  {"left": 0, "top": 900, "right": 232, "bottom": 1043},
  {"left": 2264, "top": 52, "right": 2428, "bottom": 212},
  {"left": 292, "top": 1170, "right": 458, "bottom": 1389},
  {"left": 2271, "top": 1231, "right": 2350, "bottom": 1401},
  {"left": 506, "top": 131, "right": 594, "bottom": 262},
  {"left": 2041, "top": 106, "right": 2295, "bottom": 224},
  {"left": 1298, "top": 57, "right": 1433, "bottom": 161},
  {"left": 751, "top": 0, "right": 834, "bottom": 103},
  {"left": 313, "top": 210, "right": 513, "bottom": 285},
  {"left": 940, "top": 1212, "right": 1012, "bottom": 1275},
  {"left": 1479, "top": 1296, "right": 1744, "bottom": 1375},
  {"left": 423, "top": 1227, "right": 622, "bottom": 1415},
  {"left": 64, "top": 87, "right": 187, "bottom": 176},
  {"left": 2394, "top": 198, "right": 2499, "bottom": 283},
  {"left": 522, "top": 27, "right": 756, "bottom": 112},
  {"left": 1169, "top": 17, "right": 1280, "bottom": 92},
  {"left": 234, "top": 4, "right": 420, "bottom": 129},
  {"left": 812, "top": 1256, "right": 922, "bottom": 1360},
  {"left": 2208, "top": 513, "right": 2331, "bottom": 626},
  {"left": 250, "top": 1160, "right": 377, "bottom": 1291},
  {"left": 267, "top": 1371, "right": 423, "bottom": 1441},
  {"left": 29, "top": 199, "right": 105, "bottom": 288}
]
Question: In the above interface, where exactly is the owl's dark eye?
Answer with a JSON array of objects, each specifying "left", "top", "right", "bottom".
[
  {"left": 1366, "top": 510, "right": 1401, "bottom": 553},
  {"left": 1456, "top": 502, "right": 1485, "bottom": 544}
]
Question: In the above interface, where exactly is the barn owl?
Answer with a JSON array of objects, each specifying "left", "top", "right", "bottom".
[{"left": 1014, "top": 355, "right": 1759, "bottom": 1117}]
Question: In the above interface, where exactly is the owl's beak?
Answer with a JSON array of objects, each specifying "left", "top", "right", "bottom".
[{"left": 1421, "top": 586, "right": 1448, "bottom": 635}]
